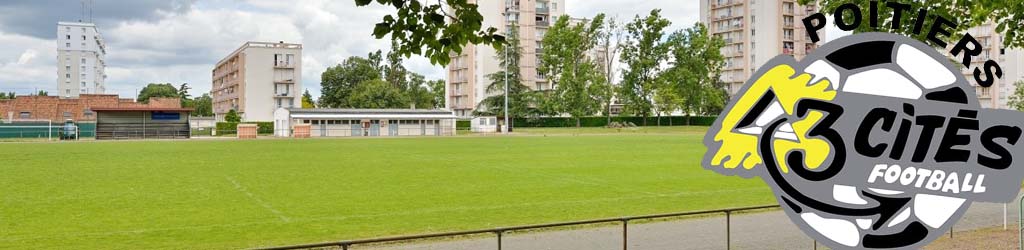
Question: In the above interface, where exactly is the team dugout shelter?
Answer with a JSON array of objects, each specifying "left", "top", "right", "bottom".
[
  {"left": 274, "top": 108, "right": 457, "bottom": 137},
  {"left": 91, "top": 107, "right": 193, "bottom": 140}
]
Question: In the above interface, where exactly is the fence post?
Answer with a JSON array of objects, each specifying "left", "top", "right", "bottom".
[
  {"left": 622, "top": 219, "right": 628, "bottom": 250},
  {"left": 726, "top": 211, "right": 731, "bottom": 250},
  {"left": 496, "top": 230, "right": 503, "bottom": 250}
]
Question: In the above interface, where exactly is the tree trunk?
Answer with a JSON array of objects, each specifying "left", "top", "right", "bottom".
[
  {"left": 669, "top": 115, "right": 673, "bottom": 126},
  {"left": 576, "top": 117, "right": 581, "bottom": 128},
  {"left": 686, "top": 113, "right": 692, "bottom": 126},
  {"left": 643, "top": 114, "right": 648, "bottom": 126},
  {"left": 657, "top": 113, "right": 662, "bottom": 126},
  {"left": 606, "top": 102, "right": 612, "bottom": 126}
]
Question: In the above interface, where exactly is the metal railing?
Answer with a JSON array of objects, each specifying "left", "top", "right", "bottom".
[{"left": 257, "top": 205, "right": 781, "bottom": 250}]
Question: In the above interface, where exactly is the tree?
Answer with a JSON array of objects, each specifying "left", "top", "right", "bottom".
[
  {"left": 357, "top": 0, "right": 506, "bottom": 65},
  {"left": 598, "top": 16, "right": 626, "bottom": 124},
  {"left": 137, "top": 83, "right": 179, "bottom": 103},
  {"left": 224, "top": 109, "right": 241, "bottom": 123},
  {"left": 191, "top": 94, "right": 214, "bottom": 117},
  {"left": 319, "top": 56, "right": 381, "bottom": 108},
  {"left": 36, "top": 90, "right": 48, "bottom": 96},
  {"left": 428, "top": 79, "right": 446, "bottom": 108},
  {"left": 652, "top": 82, "right": 681, "bottom": 126},
  {"left": 1008, "top": 80, "right": 1024, "bottom": 111},
  {"left": 476, "top": 25, "right": 535, "bottom": 118},
  {"left": 405, "top": 73, "right": 437, "bottom": 109},
  {"left": 801, "top": 0, "right": 1024, "bottom": 48},
  {"left": 0, "top": 92, "right": 14, "bottom": 99},
  {"left": 619, "top": 9, "right": 672, "bottom": 125},
  {"left": 539, "top": 15, "right": 608, "bottom": 127},
  {"left": 347, "top": 79, "right": 410, "bottom": 109},
  {"left": 664, "top": 23, "right": 727, "bottom": 124},
  {"left": 301, "top": 90, "right": 316, "bottom": 108}
]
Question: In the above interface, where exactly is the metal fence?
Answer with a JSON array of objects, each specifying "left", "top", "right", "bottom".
[
  {"left": 0, "top": 121, "right": 96, "bottom": 140},
  {"left": 257, "top": 205, "right": 782, "bottom": 250}
]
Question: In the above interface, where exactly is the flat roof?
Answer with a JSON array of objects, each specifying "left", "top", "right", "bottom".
[
  {"left": 283, "top": 108, "right": 455, "bottom": 119},
  {"left": 286, "top": 108, "right": 452, "bottom": 115},
  {"left": 91, "top": 107, "right": 194, "bottom": 112}
]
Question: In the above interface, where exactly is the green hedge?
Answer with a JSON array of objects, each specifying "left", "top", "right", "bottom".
[
  {"left": 511, "top": 116, "right": 716, "bottom": 128},
  {"left": 456, "top": 120, "right": 471, "bottom": 130},
  {"left": 216, "top": 122, "right": 274, "bottom": 134}
]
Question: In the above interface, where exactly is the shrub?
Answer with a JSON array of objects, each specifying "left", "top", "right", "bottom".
[
  {"left": 216, "top": 122, "right": 274, "bottom": 135},
  {"left": 510, "top": 116, "right": 716, "bottom": 128}
]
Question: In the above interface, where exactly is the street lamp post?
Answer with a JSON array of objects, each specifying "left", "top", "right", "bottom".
[{"left": 503, "top": 7, "right": 511, "bottom": 134}]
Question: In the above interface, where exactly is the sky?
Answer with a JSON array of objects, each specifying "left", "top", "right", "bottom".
[{"left": 0, "top": 0, "right": 848, "bottom": 99}]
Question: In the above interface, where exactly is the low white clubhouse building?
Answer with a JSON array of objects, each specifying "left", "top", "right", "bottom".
[{"left": 273, "top": 108, "right": 457, "bottom": 137}]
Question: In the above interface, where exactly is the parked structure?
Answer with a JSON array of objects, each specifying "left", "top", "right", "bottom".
[
  {"left": 57, "top": 22, "right": 107, "bottom": 98},
  {"left": 212, "top": 41, "right": 302, "bottom": 122},
  {"left": 273, "top": 108, "right": 457, "bottom": 137},
  {"left": 471, "top": 116, "right": 498, "bottom": 133},
  {"left": 93, "top": 107, "right": 192, "bottom": 140},
  {"left": 699, "top": 0, "right": 824, "bottom": 96},
  {"left": 0, "top": 94, "right": 181, "bottom": 122},
  {"left": 446, "top": 0, "right": 567, "bottom": 117}
]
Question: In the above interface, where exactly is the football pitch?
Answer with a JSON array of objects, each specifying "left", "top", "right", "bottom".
[{"left": 0, "top": 127, "right": 775, "bottom": 249}]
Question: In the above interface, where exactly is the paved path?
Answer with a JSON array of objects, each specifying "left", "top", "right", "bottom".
[{"left": 354, "top": 201, "right": 1021, "bottom": 250}]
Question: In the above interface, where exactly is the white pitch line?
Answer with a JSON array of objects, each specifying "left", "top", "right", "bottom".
[{"left": 225, "top": 176, "right": 291, "bottom": 223}]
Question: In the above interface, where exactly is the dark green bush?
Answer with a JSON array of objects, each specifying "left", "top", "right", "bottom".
[
  {"left": 216, "top": 122, "right": 274, "bottom": 135},
  {"left": 511, "top": 116, "right": 716, "bottom": 128}
]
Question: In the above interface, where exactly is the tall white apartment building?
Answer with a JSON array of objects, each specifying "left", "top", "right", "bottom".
[
  {"left": 952, "top": 22, "right": 1024, "bottom": 110},
  {"left": 56, "top": 22, "right": 107, "bottom": 98},
  {"left": 700, "top": 0, "right": 823, "bottom": 97},
  {"left": 447, "top": 0, "right": 566, "bottom": 117},
  {"left": 212, "top": 42, "right": 302, "bottom": 122}
]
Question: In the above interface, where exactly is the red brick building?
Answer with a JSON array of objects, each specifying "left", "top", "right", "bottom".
[{"left": 0, "top": 94, "right": 182, "bottom": 122}]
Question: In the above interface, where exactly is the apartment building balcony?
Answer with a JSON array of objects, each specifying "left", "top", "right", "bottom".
[
  {"left": 274, "top": 63, "right": 296, "bottom": 69},
  {"left": 711, "top": 0, "right": 743, "bottom": 8},
  {"left": 214, "top": 92, "right": 239, "bottom": 102},
  {"left": 536, "top": 6, "right": 549, "bottom": 15},
  {"left": 274, "top": 79, "right": 296, "bottom": 84},
  {"left": 273, "top": 92, "right": 295, "bottom": 98},
  {"left": 536, "top": 19, "right": 550, "bottom": 26}
]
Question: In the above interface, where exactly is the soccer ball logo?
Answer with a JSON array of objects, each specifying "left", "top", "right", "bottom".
[{"left": 703, "top": 33, "right": 1024, "bottom": 249}]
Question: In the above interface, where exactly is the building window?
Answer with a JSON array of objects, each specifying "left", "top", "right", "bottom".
[
  {"left": 81, "top": 82, "right": 87, "bottom": 87},
  {"left": 66, "top": 66, "right": 71, "bottom": 71},
  {"left": 82, "top": 35, "right": 86, "bottom": 40},
  {"left": 19, "top": 112, "right": 30, "bottom": 119},
  {"left": 65, "top": 43, "right": 70, "bottom": 48},
  {"left": 84, "top": 109, "right": 94, "bottom": 117},
  {"left": 63, "top": 112, "right": 72, "bottom": 118},
  {"left": 66, "top": 73, "right": 71, "bottom": 78},
  {"left": 66, "top": 35, "right": 71, "bottom": 39}
]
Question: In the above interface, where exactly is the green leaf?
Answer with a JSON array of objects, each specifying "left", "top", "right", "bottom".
[
  {"left": 355, "top": 0, "right": 373, "bottom": 6},
  {"left": 373, "top": 23, "right": 391, "bottom": 38}
]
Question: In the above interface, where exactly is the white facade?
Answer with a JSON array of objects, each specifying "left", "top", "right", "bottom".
[
  {"left": 212, "top": 42, "right": 302, "bottom": 122},
  {"left": 700, "top": 0, "right": 823, "bottom": 97},
  {"left": 274, "top": 108, "right": 457, "bottom": 137},
  {"left": 57, "top": 22, "right": 107, "bottom": 98},
  {"left": 951, "top": 22, "right": 1024, "bottom": 110}
]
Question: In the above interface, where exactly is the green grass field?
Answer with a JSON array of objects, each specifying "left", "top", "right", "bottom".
[{"left": 0, "top": 126, "right": 774, "bottom": 249}]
